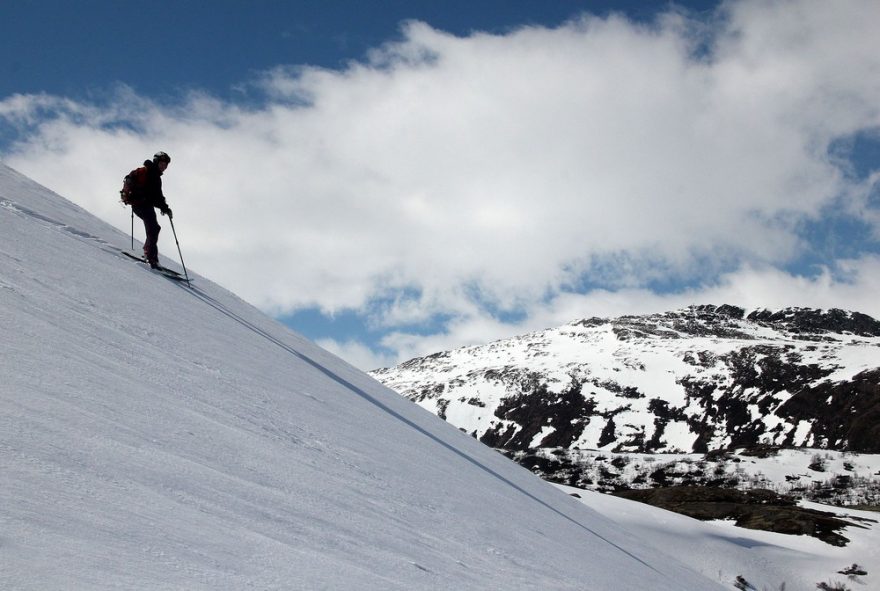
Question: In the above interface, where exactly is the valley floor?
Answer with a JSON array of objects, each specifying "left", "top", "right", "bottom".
[{"left": 561, "top": 484, "right": 880, "bottom": 591}]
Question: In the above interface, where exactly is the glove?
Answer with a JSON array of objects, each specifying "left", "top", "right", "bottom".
[{"left": 162, "top": 207, "right": 173, "bottom": 219}]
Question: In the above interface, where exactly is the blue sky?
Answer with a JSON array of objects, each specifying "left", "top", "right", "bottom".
[
  {"left": 2, "top": 0, "right": 879, "bottom": 370},
  {"left": 1, "top": 1, "right": 712, "bottom": 101}
]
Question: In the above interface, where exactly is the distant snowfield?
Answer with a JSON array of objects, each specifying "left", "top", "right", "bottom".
[{"left": 1, "top": 161, "right": 727, "bottom": 590}]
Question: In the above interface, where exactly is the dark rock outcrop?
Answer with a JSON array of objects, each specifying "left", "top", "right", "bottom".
[{"left": 613, "top": 486, "right": 872, "bottom": 546}]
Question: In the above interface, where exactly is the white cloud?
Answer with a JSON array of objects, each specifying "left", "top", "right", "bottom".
[
  {"left": 375, "top": 255, "right": 880, "bottom": 367},
  {"left": 2, "top": 0, "right": 879, "bottom": 369},
  {"left": 317, "top": 338, "right": 397, "bottom": 374}
]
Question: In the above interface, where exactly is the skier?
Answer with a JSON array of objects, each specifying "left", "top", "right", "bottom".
[{"left": 126, "top": 151, "right": 173, "bottom": 268}]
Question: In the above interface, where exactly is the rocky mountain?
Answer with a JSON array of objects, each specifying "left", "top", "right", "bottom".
[{"left": 371, "top": 305, "right": 880, "bottom": 457}]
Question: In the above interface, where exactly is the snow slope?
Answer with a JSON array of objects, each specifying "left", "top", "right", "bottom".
[{"left": 0, "top": 161, "right": 724, "bottom": 590}]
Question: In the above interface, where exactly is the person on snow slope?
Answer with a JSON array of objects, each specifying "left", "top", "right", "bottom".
[{"left": 125, "top": 151, "right": 173, "bottom": 268}]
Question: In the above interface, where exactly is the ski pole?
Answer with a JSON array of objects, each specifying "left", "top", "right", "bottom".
[
  {"left": 168, "top": 216, "right": 191, "bottom": 285},
  {"left": 131, "top": 209, "right": 134, "bottom": 251}
]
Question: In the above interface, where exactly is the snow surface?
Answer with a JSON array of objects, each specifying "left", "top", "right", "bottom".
[{"left": 0, "top": 161, "right": 726, "bottom": 589}]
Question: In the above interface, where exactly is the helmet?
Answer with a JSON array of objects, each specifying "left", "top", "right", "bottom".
[{"left": 153, "top": 151, "right": 171, "bottom": 163}]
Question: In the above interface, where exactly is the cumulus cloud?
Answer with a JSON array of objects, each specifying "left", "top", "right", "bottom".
[
  {"left": 374, "top": 254, "right": 880, "bottom": 365},
  {"left": 317, "top": 338, "right": 398, "bottom": 374},
  {"left": 2, "top": 0, "right": 879, "bottom": 367}
]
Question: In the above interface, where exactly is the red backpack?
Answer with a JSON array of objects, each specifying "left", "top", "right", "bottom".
[{"left": 120, "top": 167, "right": 148, "bottom": 205}]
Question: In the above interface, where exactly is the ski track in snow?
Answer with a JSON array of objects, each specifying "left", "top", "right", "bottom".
[{"left": 180, "top": 281, "right": 666, "bottom": 574}]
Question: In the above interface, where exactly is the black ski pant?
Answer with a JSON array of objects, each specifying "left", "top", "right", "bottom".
[{"left": 132, "top": 203, "right": 161, "bottom": 264}]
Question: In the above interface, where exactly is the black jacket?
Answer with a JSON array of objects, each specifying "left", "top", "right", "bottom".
[{"left": 139, "top": 159, "right": 169, "bottom": 211}]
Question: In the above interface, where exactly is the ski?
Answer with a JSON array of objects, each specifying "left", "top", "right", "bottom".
[
  {"left": 152, "top": 267, "right": 190, "bottom": 282},
  {"left": 119, "top": 250, "right": 190, "bottom": 282}
]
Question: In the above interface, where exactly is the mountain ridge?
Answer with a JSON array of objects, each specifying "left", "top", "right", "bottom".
[{"left": 371, "top": 304, "right": 880, "bottom": 455}]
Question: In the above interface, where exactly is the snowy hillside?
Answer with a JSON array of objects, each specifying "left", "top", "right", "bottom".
[
  {"left": 0, "top": 161, "right": 728, "bottom": 590},
  {"left": 372, "top": 305, "right": 880, "bottom": 454}
]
